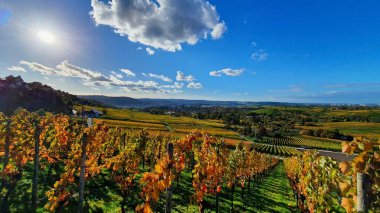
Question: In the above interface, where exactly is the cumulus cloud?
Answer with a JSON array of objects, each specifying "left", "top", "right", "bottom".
[
  {"left": 111, "top": 71, "right": 124, "bottom": 79},
  {"left": 146, "top": 47, "right": 155, "bottom": 55},
  {"left": 142, "top": 72, "right": 172, "bottom": 82},
  {"left": 176, "top": 71, "right": 195, "bottom": 82},
  {"left": 7, "top": 65, "right": 26, "bottom": 72},
  {"left": 121, "top": 80, "right": 182, "bottom": 93},
  {"left": 161, "top": 82, "right": 184, "bottom": 89},
  {"left": 16, "top": 60, "right": 184, "bottom": 94},
  {"left": 251, "top": 49, "right": 268, "bottom": 61},
  {"left": 187, "top": 82, "right": 202, "bottom": 89},
  {"left": 209, "top": 68, "right": 244, "bottom": 77},
  {"left": 120, "top": 68, "right": 136, "bottom": 77},
  {"left": 211, "top": 22, "right": 226, "bottom": 39},
  {"left": 90, "top": 0, "right": 226, "bottom": 52}
]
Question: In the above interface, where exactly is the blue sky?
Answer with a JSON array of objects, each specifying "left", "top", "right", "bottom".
[{"left": 0, "top": 0, "right": 379, "bottom": 103}]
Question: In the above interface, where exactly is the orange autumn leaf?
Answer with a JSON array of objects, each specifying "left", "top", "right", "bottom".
[
  {"left": 342, "top": 142, "right": 353, "bottom": 154},
  {"left": 339, "top": 162, "right": 350, "bottom": 174},
  {"left": 341, "top": 197, "right": 353, "bottom": 213},
  {"left": 339, "top": 182, "right": 350, "bottom": 195},
  {"left": 216, "top": 185, "right": 222, "bottom": 193}
]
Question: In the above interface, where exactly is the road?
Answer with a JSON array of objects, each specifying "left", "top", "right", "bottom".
[{"left": 296, "top": 147, "right": 356, "bottom": 162}]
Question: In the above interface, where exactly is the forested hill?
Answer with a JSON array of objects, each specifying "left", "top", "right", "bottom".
[{"left": 0, "top": 75, "right": 106, "bottom": 114}]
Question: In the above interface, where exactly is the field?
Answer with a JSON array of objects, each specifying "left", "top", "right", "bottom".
[
  {"left": 86, "top": 106, "right": 379, "bottom": 157},
  {"left": 1, "top": 107, "right": 378, "bottom": 212},
  {"left": 78, "top": 106, "right": 241, "bottom": 140},
  {"left": 256, "top": 136, "right": 342, "bottom": 151},
  {"left": 297, "top": 122, "right": 380, "bottom": 138},
  {"left": 325, "top": 109, "right": 380, "bottom": 119},
  {"left": 251, "top": 106, "right": 324, "bottom": 115},
  {"left": 250, "top": 142, "right": 302, "bottom": 156}
]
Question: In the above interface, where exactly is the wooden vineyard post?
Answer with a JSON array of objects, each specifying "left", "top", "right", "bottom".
[
  {"left": 78, "top": 133, "right": 88, "bottom": 213},
  {"left": 165, "top": 143, "right": 174, "bottom": 213},
  {"left": 357, "top": 172, "right": 371, "bottom": 213},
  {"left": 32, "top": 121, "right": 41, "bottom": 211}
]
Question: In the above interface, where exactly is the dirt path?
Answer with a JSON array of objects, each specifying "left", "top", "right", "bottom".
[{"left": 243, "top": 161, "right": 299, "bottom": 212}]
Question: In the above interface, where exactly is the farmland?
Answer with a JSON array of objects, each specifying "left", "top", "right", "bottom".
[
  {"left": 77, "top": 106, "right": 241, "bottom": 141},
  {"left": 0, "top": 105, "right": 379, "bottom": 212},
  {"left": 297, "top": 122, "right": 380, "bottom": 138},
  {"left": 254, "top": 136, "right": 342, "bottom": 151}
]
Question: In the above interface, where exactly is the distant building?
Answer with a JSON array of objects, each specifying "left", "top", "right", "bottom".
[
  {"left": 164, "top": 111, "right": 175, "bottom": 115},
  {"left": 81, "top": 109, "right": 102, "bottom": 118}
]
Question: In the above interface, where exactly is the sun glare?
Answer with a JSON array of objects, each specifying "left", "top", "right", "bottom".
[{"left": 37, "top": 30, "right": 55, "bottom": 44}]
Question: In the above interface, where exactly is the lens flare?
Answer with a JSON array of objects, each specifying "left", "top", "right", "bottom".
[{"left": 37, "top": 31, "right": 55, "bottom": 44}]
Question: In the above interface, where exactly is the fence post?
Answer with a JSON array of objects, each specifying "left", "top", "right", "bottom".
[
  {"left": 78, "top": 133, "right": 88, "bottom": 213},
  {"left": 357, "top": 172, "right": 371, "bottom": 213},
  {"left": 165, "top": 143, "right": 174, "bottom": 213}
]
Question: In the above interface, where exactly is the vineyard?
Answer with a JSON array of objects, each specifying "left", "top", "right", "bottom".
[
  {"left": 243, "top": 135, "right": 343, "bottom": 157},
  {"left": 255, "top": 136, "right": 342, "bottom": 151},
  {"left": 296, "top": 122, "right": 380, "bottom": 139},
  {"left": 284, "top": 137, "right": 380, "bottom": 212},
  {"left": 0, "top": 109, "right": 279, "bottom": 212},
  {"left": 250, "top": 142, "right": 302, "bottom": 157},
  {"left": 86, "top": 106, "right": 242, "bottom": 141},
  {"left": 0, "top": 109, "right": 379, "bottom": 212}
]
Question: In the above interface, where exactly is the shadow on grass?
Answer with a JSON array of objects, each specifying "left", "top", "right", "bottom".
[{"left": 168, "top": 161, "right": 299, "bottom": 213}]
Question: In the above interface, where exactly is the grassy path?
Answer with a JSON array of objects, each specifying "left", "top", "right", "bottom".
[
  {"left": 243, "top": 161, "right": 299, "bottom": 212},
  {"left": 169, "top": 161, "right": 299, "bottom": 213}
]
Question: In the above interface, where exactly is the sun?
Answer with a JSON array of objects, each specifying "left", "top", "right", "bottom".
[{"left": 37, "top": 30, "right": 55, "bottom": 44}]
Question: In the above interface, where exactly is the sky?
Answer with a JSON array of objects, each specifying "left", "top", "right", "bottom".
[{"left": 0, "top": 0, "right": 379, "bottom": 104}]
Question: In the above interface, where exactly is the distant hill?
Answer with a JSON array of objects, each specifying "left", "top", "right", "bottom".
[
  {"left": 80, "top": 95, "right": 145, "bottom": 108},
  {"left": 78, "top": 95, "right": 260, "bottom": 108},
  {"left": 78, "top": 96, "right": 380, "bottom": 109},
  {"left": 0, "top": 75, "right": 107, "bottom": 114},
  {"left": 78, "top": 95, "right": 325, "bottom": 108}
]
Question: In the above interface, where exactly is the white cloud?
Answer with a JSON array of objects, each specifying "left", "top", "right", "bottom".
[
  {"left": 90, "top": 0, "right": 226, "bottom": 52},
  {"left": 176, "top": 71, "right": 195, "bottom": 82},
  {"left": 7, "top": 66, "right": 26, "bottom": 72},
  {"left": 251, "top": 49, "right": 268, "bottom": 61},
  {"left": 120, "top": 68, "right": 136, "bottom": 77},
  {"left": 209, "top": 68, "right": 244, "bottom": 77},
  {"left": 16, "top": 60, "right": 181, "bottom": 94},
  {"left": 111, "top": 71, "right": 124, "bottom": 79},
  {"left": 187, "top": 82, "right": 202, "bottom": 89},
  {"left": 142, "top": 72, "right": 172, "bottom": 82},
  {"left": 211, "top": 22, "right": 226, "bottom": 39},
  {"left": 137, "top": 47, "right": 143, "bottom": 50},
  {"left": 56, "top": 60, "right": 110, "bottom": 82},
  {"left": 146, "top": 47, "right": 155, "bottom": 55},
  {"left": 20, "top": 61, "right": 56, "bottom": 75},
  {"left": 120, "top": 80, "right": 182, "bottom": 93},
  {"left": 161, "top": 82, "right": 184, "bottom": 89},
  {"left": 251, "top": 41, "right": 257, "bottom": 47}
]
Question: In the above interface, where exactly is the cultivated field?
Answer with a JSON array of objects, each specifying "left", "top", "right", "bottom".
[
  {"left": 78, "top": 106, "right": 240, "bottom": 140},
  {"left": 297, "top": 122, "right": 380, "bottom": 138}
]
